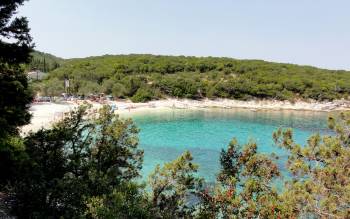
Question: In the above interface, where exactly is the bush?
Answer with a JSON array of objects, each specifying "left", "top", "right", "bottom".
[
  {"left": 131, "top": 87, "right": 156, "bottom": 102},
  {"left": 111, "top": 83, "right": 126, "bottom": 98},
  {"left": 8, "top": 106, "right": 143, "bottom": 217}
]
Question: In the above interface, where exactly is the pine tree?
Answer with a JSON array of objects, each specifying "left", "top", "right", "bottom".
[{"left": 0, "top": 0, "right": 34, "bottom": 187}]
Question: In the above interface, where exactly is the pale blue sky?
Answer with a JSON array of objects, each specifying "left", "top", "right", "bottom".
[{"left": 20, "top": 0, "right": 350, "bottom": 70}]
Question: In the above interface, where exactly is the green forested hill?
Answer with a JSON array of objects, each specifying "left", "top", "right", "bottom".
[
  {"left": 36, "top": 54, "right": 350, "bottom": 102},
  {"left": 26, "top": 50, "right": 64, "bottom": 72}
]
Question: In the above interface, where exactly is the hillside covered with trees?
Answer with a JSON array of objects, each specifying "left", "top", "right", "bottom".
[
  {"left": 26, "top": 50, "right": 64, "bottom": 72},
  {"left": 35, "top": 54, "right": 350, "bottom": 102}
]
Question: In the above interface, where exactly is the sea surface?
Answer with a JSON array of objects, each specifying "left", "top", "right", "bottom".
[{"left": 126, "top": 108, "right": 333, "bottom": 182}]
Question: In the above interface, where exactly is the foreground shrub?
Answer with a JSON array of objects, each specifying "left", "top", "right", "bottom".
[{"left": 8, "top": 105, "right": 143, "bottom": 217}]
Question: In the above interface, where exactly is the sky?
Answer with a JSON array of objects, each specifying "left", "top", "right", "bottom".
[{"left": 19, "top": 0, "right": 350, "bottom": 70}]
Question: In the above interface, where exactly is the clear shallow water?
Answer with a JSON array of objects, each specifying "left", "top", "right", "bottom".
[{"left": 127, "top": 109, "right": 333, "bottom": 182}]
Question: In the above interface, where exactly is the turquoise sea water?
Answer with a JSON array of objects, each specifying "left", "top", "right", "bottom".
[{"left": 126, "top": 108, "right": 332, "bottom": 182}]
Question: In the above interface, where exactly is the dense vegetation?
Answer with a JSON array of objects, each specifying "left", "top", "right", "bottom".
[
  {"left": 8, "top": 106, "right": 144, "bottom": 217},
  {"left": 0, "top": 0, "right": 34, "bottom": 189},
  {"left": 36, "top": 54, "right": 350, "bottom": 102},
  {"left": 25, "top": 50, "right": 64, "bottom": 72}
]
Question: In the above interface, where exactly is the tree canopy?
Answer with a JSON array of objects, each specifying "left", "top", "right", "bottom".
[
  {"left": 0, "top": 0, "right": 34, "bottom": 190},
  {"left": 26, "top": 50, "right": 63, "bottom": 72},
  {"left": 34, "top": 54, "right": 350, "bottom": 102},
  {"left": 0, "top": 0, "right": 33, "bottom": 137},
  {"left": 7, "top": 105, "right": 144, "bottom": 217}
]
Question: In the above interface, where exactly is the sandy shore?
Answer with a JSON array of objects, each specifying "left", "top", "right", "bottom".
[
  {"left": 21, "top": 102, "right": 76, "bottom": 134},
  {"left": 21, "top": 98, "right": 350, "bottom": 134},
  {"left": 132, "top": 98, "right": 350, "bottom": 111}
]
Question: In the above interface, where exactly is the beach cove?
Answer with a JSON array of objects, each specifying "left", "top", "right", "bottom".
[
  {"left": 21, "top": 98, "right": 350, "bottom": 134},
  {"left": 21, "top": 98, "right": 348, "bottom": 181}
]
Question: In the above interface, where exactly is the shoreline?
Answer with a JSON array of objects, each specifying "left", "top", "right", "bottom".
[
  {"left": 21, "top": 98, "right": 350, "bottom": 134},
  {"left": 134, "top": 98, "right": 350, "bottom": 112}
]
